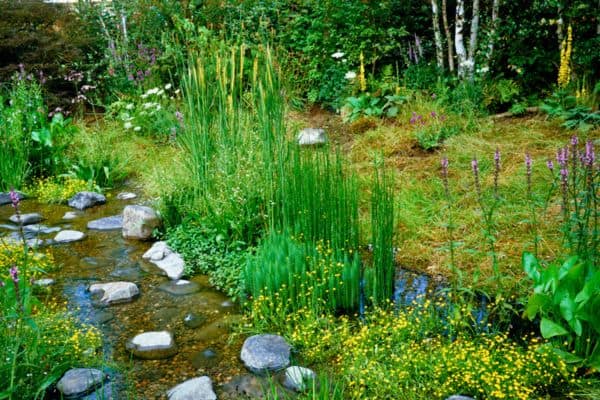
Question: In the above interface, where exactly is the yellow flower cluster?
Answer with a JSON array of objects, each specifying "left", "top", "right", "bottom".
[
  {"left": 359, "top": 52, "right": 367, "bottom": 92},
  {"left": 0, "top": 242, "right": 56, "bottom": 281},
  {"left": 27, "top": 176, "right": 92, "bottom": 204},
  {"left": 558, "top": 25, "right": 573, "bottom": 88}
]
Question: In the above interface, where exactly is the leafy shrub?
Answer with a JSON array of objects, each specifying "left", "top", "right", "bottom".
[
  {"left": 541, "top": 91, "right": 600, "bottom": 132},
  {"left": 343, "top": 94, "right": 407, "bottom": 122},
  {"left": 410, "top": 110, "right": 458, "bottom": 150},
  {"left": 27, "top": 177, "right": 94, "bottom": 204}
]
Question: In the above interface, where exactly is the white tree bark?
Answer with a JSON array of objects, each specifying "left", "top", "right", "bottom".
[
  {"left": 557, "top": 2, "right": 564, "bottom": 50},
  {"left": 431, "top": 0, "right": 445, "bottom": 70},
  {"left": 442, "top": 0, "right": 455, "bottom": 72},
  {"left": 454, "top": 0, "right": 468, "bottom": 79},
  {"left": 467, "top": 0, "right": 480, "bottom": 78},
  {"left": 484, "top": 0, "right": 500, "bottom": 72}
]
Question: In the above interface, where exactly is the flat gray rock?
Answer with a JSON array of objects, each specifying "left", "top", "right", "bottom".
[
  {"left": 0, "top": 223, "right": 18, "bottom": 231},
  {"left": 142, "top": 241, "right": 184, "bottom": 280},
  {"left": 158, "top": 280, "right": 200, "bottom": 295},
  {"left": 87, "top": 216, "right": 123, "bottom": 231},
  {"left": 34, "top": 278, "right": 55, "bottom": 286},
  {"left": 183, "top": 313, "right": 207, "bottom": 329},
  {"left": 122, "top": 205, "right": 161, "bottom": 240},
  {"left": 68, "top": 191, "right": 106, "bottom": 210},
  {"left": 54, "top": 230, "right": 86, "bottom": 243},
  {"left": 82, "top": 382, "right": 115, "bottom": 400},
  {"left": 116, "top": 192, "right": 137, "bottom": 200},
  {"left": 297, "top": 128, "right": 327, "bottom": 146},
  {"left": 57, "top": 368, "right": 105, "bottom": 398},
  {"left": 283, "top": 366, "right": 316, "bottom": 392},
  {"left": 0, "top": 191, "right": 25, "bottom": 206},
  {"left": 23, "top": 224, "right": 61, "bottom": 234},
  {"left": 167, "top": 376, "right": 217, "bottom": 400},
  {"left": 63, "top": 211, "right": 80, "bottom": 220},
  {"left": 240, "top": 334, "right": 291, "bottom": 375},
  {"left": 446, "top": 396, "right": 475, "bottom": 400},
  {"left": 89, "top": 282, "right": 139, "bottom": 306},
  {"left": 9, "top": 212, "right": 42, "bottom": 225},
  {"left": 126, "top": 331, "right": 177, "bottom": 359}
]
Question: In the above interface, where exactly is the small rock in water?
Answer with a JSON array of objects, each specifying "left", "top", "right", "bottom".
[
  {"left": 81, "top": 382, "right": 116, "bottom": 400},
  {"left": 0, "top": 191, "right": 25, "bottom": 206},
  {"left": 89, "top": 282, "right": 139, "bottom": 306},
  {"left": 159, "top": 280, "right": 200, "bottom": 295},
  {"left": 68, "top": 191, "right": 106, "bottom": 210},
  {"left": 54, "top": 230, "right": 86, "bottom": 243},
  {"left": 9, "top": 212, "right": 42, "bottom": 225},
  {"left": 142, "top": 241, "right": 184, "bottom": 280},
  {"left": 0, "top": 223, "right": 18, "bottom": 231},
  {"left": 167, "top": 376, "right": 217, "bottom": 400},
  {"left": 34, "top": 278, "right": 55, "bottom": 287},
  {"left": 190, "top": 348, "right": 219, "bottom": 369},
  {"left": 222, "top": 375, "right": 281, "bottom": 399},
  {"left": 91, "top": 310, "right": 115, "bottom": 325},
  {"left": 445, "top": 396, "right": 476, "bottom": 400},
  {"left": 116, "top": 192, "right": 137, "bottom": 200},
  {"left": 240, "top": 334, "right": 291, "bottom": 375},
  {"left": 183, "top": 313, "right": 207, "bottom": 329},
  {"left": 221, "top": 300, "right": 234, "bottom": 308},
  {"left": 297, "top": 128, "right": 327, "bottom": 146},
  {"left": 63, "top": 211, "right": 80, "bottom": 220},
  {"left": 126, "top": 331, "right": 177, "bottom": 359},
  {"left": 23, "top": 224, "right": 61, "bottom": 234},
  {"left": 122, "top": 205, "right": 161, "bottom": 240},
  {"left": 87, "top": 215, "right": 123, "bottom": 231},
  {"left": 110, "top": 265, "right": 142, "bottom": 281},
  {"left": 56, "top": 368, "right": 105, "bottom": 398},
  {"left": 282, "top": 366, "right": 316, "bottom": 392}
]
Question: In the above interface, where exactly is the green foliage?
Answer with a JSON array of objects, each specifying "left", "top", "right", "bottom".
[
  {"left": 541, "top": 91, "right": 600, "bottom": 132},
  {"left": 166, "top": 222, "right": 249, "bottom": 300},
  {"left": 343, "top": 94, "right": 407, "bottom": 122},
  {"left": 483, "top": 78, "right": 522, "bottom": 112},
  {"left": 410, "top": 111, "right": 459, "bottom": 151},
  {"left": 523, "top": 253, "right": 600, "bottom": 370}
]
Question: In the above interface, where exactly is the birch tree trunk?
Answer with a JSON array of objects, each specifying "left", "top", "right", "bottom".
[
  {"left": 431, "top": 0, "right": 445, "bottom": 70},
  {"left": 485, "top": 0, "right": 501, "bottom": 72},
  {"left": 557, "top": 2, "right": 564, "bottom": 50},
  {"left": 454, "top": 0, "right": 468, "bottom": 79},
  {"left": 467, "top": 0, "right": 480, "bottom": 79},
  {"left": 442, "top": 0, "right": 455, "bottom": 72}
]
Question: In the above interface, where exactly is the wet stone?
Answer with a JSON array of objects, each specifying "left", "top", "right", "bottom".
[
  {"left": 282, "top": 366, "right": 316, "bottom": 392},
  {"left": 222, "top": 375, "right": 284, "bottom": 399},
  {"left": 446, "top": 396, "right": 476, "bottom": 400},
  {"left": 87, "top": 215, "right": 123, "bottom": 231},
  {"left": 54, "top": 230, "right": 86, "bottom": 243},
  {"left": 0, "top": 191, "right": 25, "bottom": 206},
  {"left": 126, "top": 331, "right": 177, "bottom": 360},
  {"left": 221, "top": 300, "right": 234, "bottom": 308},
  {"left": 89, "top": 281, "right": 139, "bottom": 306},
  {"left": 91, "top": 310, "right": 115, "bottom": 325},
  {"left": 240, "top": 334, "right": 291, "bottom": 375},
  {"left": 0, "top": 223, "right": 18, "bottom": 231},
  {"left": 9, "top": 212, "right": 42, "bottom": 225},
  {"left": 81, "top": 382, "right": 116, "bottom": 400},
  {"left": 142, "top": 241, "right": 184, "bottom": 280},
  {"left": 122, "top": 205, "right": 161, "bottom": 240},
  {"left": 110, "top": 265, "right": 142, "bottom": 281},
  {"left": 63, "top": 211, "right": 81, "bottom": 220},
  {"left": 116, "top": 192, "right": 137, "bottom": 200},
  {"left": 159, "top": 280, "right": 200, "bottom": 296},
  {"left": 34, "top": 278, "right": 55, "bottom": 286},
  {"left": 183, "top": 313, "right": 208, "bottom": 329},
  {"left": 167, "top": 376, "right": 217, "bottom": 400},
  {"left": 23, "top": 224, "right": 61, "bottom": 234},
  {"left": 190, "top": 348, "right": 219, "bottom": 369},
  {"left": 68, "top": 191, "right": 106, "bottom": 210},
  {"left": 57, "top": 368, "right": 105, "bottom": 398}
]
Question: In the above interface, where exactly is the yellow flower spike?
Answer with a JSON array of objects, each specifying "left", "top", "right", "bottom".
[{"left": 359, "top": 51, "right": 367, "bottom": 92}]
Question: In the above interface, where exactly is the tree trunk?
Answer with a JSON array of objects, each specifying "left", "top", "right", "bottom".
[
  {"left": 467, "top": 0, "right": 480, "bottom": 79},
  {"left": 557, "top": 2, "right": 564, "bottom": 50},
  {"left": 455, "top": 0, "right": 468, "bottom": 79},
  {"left": 442, "top": 0, "right": 455, "bottom": 72},
  {"left": 485, "top": 0, "right": 500, "bottom": 72},
  {"left": 431, "top": 0, "right": 444, "bottom": 70}
]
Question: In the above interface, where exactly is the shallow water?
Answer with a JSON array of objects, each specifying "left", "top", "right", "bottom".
[{"left": 0, "top": 194, "right": 245, "bottom": 399}]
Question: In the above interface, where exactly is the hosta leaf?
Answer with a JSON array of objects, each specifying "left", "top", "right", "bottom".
[
  {"left": 523, "top": 252, "right": 540, "bottom": 282},
  {"left": 540, "top": 317, "right": 569, "bottom": 338}
]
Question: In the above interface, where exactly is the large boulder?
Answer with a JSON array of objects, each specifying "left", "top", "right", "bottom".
[
  {"left": 68, "top": 192, "right": 106, "bottom": 210},
  {"left": 126, "top": 331, "right": 177, "bottom": 359},
  {"left": 9, "top": 212, "right": 42, "bottom": 225},
  {"left": 167, "top": 376, "right": 217, "bottom": 400},
  {"left": 87, "top": 216, "right": 123, "bottom": 231},
  {"left": 89, "top": 282, "right": 139, "bottom": 306},
  {"left": 142, "top": 241, "right": 184, "bottom": 280},
  {"left": 240, "top": 334, "right": 291, "bottom": 375},
  {"left": 56, "top": 368, "right": 105, "bottom": 398},
  {"left": 297, "top": 128, "right": 327, "bottom": 146},
  {"left": 122, "top": 205, "right": 161, "bottom": 240}
]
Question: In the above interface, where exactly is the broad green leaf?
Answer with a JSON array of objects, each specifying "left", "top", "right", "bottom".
[
  {"left": 558, "top": 256, "right": 579, "bottom": 280},
  {"left": 540, "top": 317, "right": 569, "bottom": 338},
  {"left": 525, "top": 293, "right": 550, "bottom": 319},
  {"left": 560, "top": 296, "right": 576, "bottom": 322},
  {"left": 523, "top": 252, "right": 541, "bottom": 282},
  {"left": 551, "top": 347, "right": 584, "bottom": 364},
  {"left": 567, "top": 318, "right": 582, "bottom": 336}
]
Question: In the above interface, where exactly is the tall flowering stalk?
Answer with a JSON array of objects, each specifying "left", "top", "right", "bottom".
[
  {"left": 440, "top": 157, "right": 459, "bottom": 284},
  {"left": 358, "top": 51, "right": 366, "bottom": 92},
  {"left": 557, "top": 25, "right": 573, "bottom": 89}
]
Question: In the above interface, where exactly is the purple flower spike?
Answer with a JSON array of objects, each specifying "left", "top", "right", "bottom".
[
  {"left": 9, "top": 188, "right": 20, "bottom": 209},
  {"left": 546, "top": 160, "right": 554, "bottom": 172},
  {"left": 441, "top": 157, "right": 449, "bottom": 171},
  {"left": 471, "top": 158, "right": 479, "bottom": 174},
  {"left": 571, "top": 136, "right": 579, "bottom": 146},
  {"left": 430, "top": 111, "right": 437, "bottom": 118},
  {"left": 9, "top": 266, "right": 19, "bottom": 283},
  {"left": 585, "top": 140, "right": 595, "bottom": 167},
  {"left": 525, "top": 153, "right": 532, "bottom": 170}
]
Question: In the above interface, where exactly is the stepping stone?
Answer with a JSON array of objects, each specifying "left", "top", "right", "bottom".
[
  {"left": 34, "top": 278, "right": 55, "bottom": 287},
  {"left": 183, "top": 313, "right": 207, "bottom": 329},
  {"left": 57, "top": 368, "right": 105, "bottom": 398},
  {"left": 142, "top": 241, "right": 184, "bottom": 280},
  {"left": 167, "top": 376, "right": 216, "bottom": 400},
  {"left": 54, "top": 230, "right": 86, "bottom": 243},
  {"left": 63, "top": 211, "right": 80, "bottom": 220},
  {"left": 297, "top": 128, "right": 327, "bottom": 146},
  {"left": 240, "top": 334, "right": 291, "bottom": 375},
  {"left": 9, "top": 212, "right": 42, "bottom": 225},
  {"left": 158, "top": 280, "right": 199, "bottom": 295},
  {"left": 283, "top": 366, "right": 316, "bottom": 392},
  {"left": 122, "top": 205, "right": 161, "bottom": 240},
  {"left": 0, "top": 191, "right": 25, "bottom": 206},
  {"left": 68, "top": 191, "right": 106, "bottom": 210},
  {"left": 126, "top": 331, "right": 177, "bottom": 359},
  {"left": 23, "top": 224, "right": 61, "bottom": 234},
  {"left": 117, "top": 192, "right": 137, "bottom": 200},
  {"left": 0, "top": 223, "right": 18, "bottom": 231},
  {"left": 89, "top": 282, "right": 139, "bottom": 306},
  {"left": 87, "top": 216, "right": 123, "bottom": 231}
]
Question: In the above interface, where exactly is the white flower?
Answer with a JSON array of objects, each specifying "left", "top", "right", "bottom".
[
  {"left": 344, "top": 71, "right": 357, "bottom": 80},
  {"left": 125, "top": 103, "right": 134, "bottom": 110},
  {"left": 140, "top": 94, "right": 148, "bottom": 99},
  {"left": 134, "top": 126, "right": 141, "bottom": 132},
  {"left": 155, "top": 104, "right": 162, "bottom": 110},
  {"left": 165, "top": 83, "right": 172, "bottom": 90},
  {"left": 146, "top": 87, "right": 159, "bottom": 95},
  {"left": 143, "top": 102, "right": 155, "bottom": 109},
  {"left": 124, "top": 122, "right": 133, "bottom": 129},
  {"left": 332, "top": 51, "right": 345, "bottom": 59}
]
